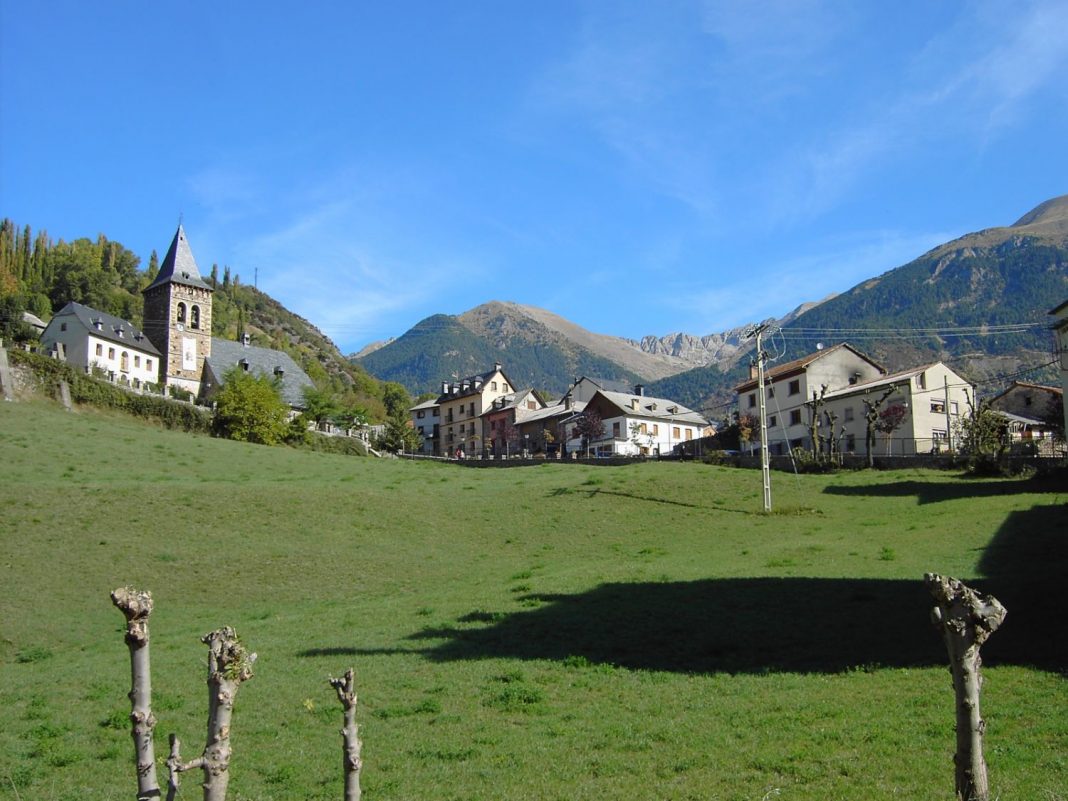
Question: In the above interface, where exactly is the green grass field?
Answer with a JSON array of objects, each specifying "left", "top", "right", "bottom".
[{"left": 1, "top": 398, "right": 1065, "bottom": 801}]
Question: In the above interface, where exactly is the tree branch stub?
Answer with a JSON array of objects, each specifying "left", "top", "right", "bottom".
[{"left": 925, "top": 573, "right": 1007, "bottom": 801}]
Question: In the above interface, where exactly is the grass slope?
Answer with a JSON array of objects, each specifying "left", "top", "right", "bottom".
[{"left": 1, "top": 400, "right": 1066, "bottom": 801}]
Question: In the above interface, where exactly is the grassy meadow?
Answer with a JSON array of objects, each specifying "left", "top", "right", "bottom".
[{"left": 1, "top": 398, "right": 1065, "bottom": 800}]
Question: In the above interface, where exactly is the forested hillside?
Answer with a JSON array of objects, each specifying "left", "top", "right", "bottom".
[{"left": 0, "top": 220, "right": 399, "bottom": 421}]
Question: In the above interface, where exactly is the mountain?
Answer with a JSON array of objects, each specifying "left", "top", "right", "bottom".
[
  {"left": 356, "top": 306, "right": 647, "bottom": 395},
  {"left": 353, "top": 298, "right": 822, "bottom": 395},
  {"left": 648, "top": 195, "right": 1068, "bottom": 414}
]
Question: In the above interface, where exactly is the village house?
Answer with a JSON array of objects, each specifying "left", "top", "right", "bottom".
[
  {"left": 562, "top": 386, "right": 708, "bottom": 457},
  {"left": 821, "top": 362, "right": 973, "bottom": 456},
  {"left": 409, "top": 397, "right": 440, "bottom": 455},
  {"left": 40, "top": 301, "right": 161, "bottom": 389},
  {"left": 987, "top": 381, "right": 1065, "bottom": 455},
  {"left": 734, "top": 343, "right": 974, "bottom": 456},
  {"left": 734, "top": 343, "right": 884, "bottom": 455},
  {"left": 434, "top": 363, "right": 516, "bottom": 457},
  {"left": 482, "top": 388, "right": 546, "bottom": 457}
]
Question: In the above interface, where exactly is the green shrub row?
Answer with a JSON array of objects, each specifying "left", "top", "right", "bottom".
[{"left": 9, "top": 349, "right": 212, "bottom": 433}]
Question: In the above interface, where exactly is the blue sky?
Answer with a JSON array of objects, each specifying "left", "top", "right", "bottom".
[{"left": 3, "top": 1, "right": 1066, "bottom": 354}]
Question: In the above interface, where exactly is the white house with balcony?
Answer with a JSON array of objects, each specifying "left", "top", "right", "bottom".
[
  {"left": 562, "top": 387, "right": 707, "bottom": 457},
  {"left": 40, "top": 301, "right": 161, "bottom": 389}
]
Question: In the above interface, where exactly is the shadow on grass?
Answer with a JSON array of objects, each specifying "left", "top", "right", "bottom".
[
  {"left": 821, "top": 473, "right": 1065, "bottom": 504},
  {"left": 299, "top": 501, "right": 1066, "bottom": 675}
]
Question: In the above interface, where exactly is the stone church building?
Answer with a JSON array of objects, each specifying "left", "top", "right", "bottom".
[{"left": 140, "top": 225, "right": 314, "bottom": 409}]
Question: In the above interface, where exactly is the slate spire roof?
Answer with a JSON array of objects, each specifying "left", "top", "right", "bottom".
[{"left": 143, "top": 224, "right": 213, "bottom": 292}]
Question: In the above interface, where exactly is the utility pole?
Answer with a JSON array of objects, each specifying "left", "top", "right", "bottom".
[
  {"left": 944, "top": 375, "right": 954, "bottom": 455},
  {"left": 746, "top": 323, "right": 772, "bottom": 512}
]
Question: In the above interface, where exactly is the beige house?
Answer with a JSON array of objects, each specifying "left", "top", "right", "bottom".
[
  {"left": 821, "top": 362, "right": 973, "bottom": 456},
  {"left": 735, "top": 344, "right": 974, "bottom": 457},
  {"left": 734, "top": 343, "right": 884, "bottom": 455},
  {"left": 436, "top": 363, "right": 516, "bottom": 457}
]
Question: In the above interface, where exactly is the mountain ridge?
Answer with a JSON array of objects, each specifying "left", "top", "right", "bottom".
[{"left": 355, "top": 195, "right": 1066, "bottom": 406}]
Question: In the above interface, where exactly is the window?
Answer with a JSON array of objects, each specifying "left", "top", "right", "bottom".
[
  {"left": 469, "top": 403, "right": 474, "bottom": 416},
  {"left": 432, "top": 408, "right": 439, "bottom": 417},
  {"left": 917, "top": 371, "right": 927, "bottom": 390},
  {"left": 789, "top": 409, "right": 802, "bottom": 426},
  {"left": 612, "top": 422, "right": 620, "bottom": 436},
  {"left": 767, "top": 386, "right": 775, "bottom": 398},
  {"left": 491, "top": 381, "right": 497, "bottom": 390},
  {"left": 672, "top": 427, "right": 681, "bottom": 439},
  {"left": 788, "top": 379, "right": 801, "bottom": 396},
  {"left": 176, "top": 302, "right": 186, "bottom": 323},
  {"left": 134, "top": 355, "right": 140, "bottom": 367},
  {"left": 932, "top": 429, "right": 947, "bottom": 441},
  {"left": 685, "top": 429, "right": 693, "bottom": 440},
  {"left": 146, "top": 359, "right": 153, "bottom": 371},
  {"left": 950, "top": 401, "right": 959, "bottom": 415},
  {"left": 748, "top": 393, "right": 757, "bottom": 408},
  {"left": 846, "top": 434, "right": 856, "bottom": 453},
  {"left": 768, "top": 415, "right": 777, "bottom": 427},
  {"left": 95, "top": 343, "right": 103, "bottom": 356},
  {"left": 527, "top": 400, "right": 537, "bottom": 410},
  {"left": 639, "top": 423, "right": 648, "bottom": 434},
  {"left": 502, "top": 384, "right": 509, "bottom": 392},
  {"left": 418, "top": 426, "right": 424, "bottom": 435},
  {"left": 844, "top": 407, "right": 854, "bottom": 422},
  {"left": 652, "top": 424, "right": 659, "bottom": 435},
  {"left": 120, "top": 352, "right": 129, "bottom": 372},
  {"left": 931, "top": 399, "right": 946, "bottom": 413},
  {"left": 60, "top": 323, "right": 67, "bottom": 331},
  {"left": 417, "top": 410, "right": 425, "bottom": 419},
  {"left": 191, "top": 306, "right": 200, "bottom": 329},
  {"left": 108, "top": 347, "right": 115, "bottom": 360}
]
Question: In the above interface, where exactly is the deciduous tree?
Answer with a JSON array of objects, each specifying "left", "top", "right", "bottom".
[{"left": 212, "top": 368, "right": 289, "bottom": 445}]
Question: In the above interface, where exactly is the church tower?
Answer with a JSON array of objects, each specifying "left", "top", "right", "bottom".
[{"left": 142, "top": 225, "right": 213, "bottom": 395}]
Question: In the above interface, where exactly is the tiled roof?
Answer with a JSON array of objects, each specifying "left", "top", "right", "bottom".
[
  {"left": 734, "top": 343, "right": 882, "bottom": 392},
  {"left": 144, "top": 225, "right": 213, "bottom": 292},
  {"left": 595, "top": 390, "right": 707, "bottom": 426},
  {"left": 205, "top": 338, "right": 315, "bottom": 408},
  {"left": 45, "top": 301, "right": 160, "bottom": 355}
]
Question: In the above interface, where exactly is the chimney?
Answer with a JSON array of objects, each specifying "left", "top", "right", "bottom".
[
  {"left": 564, "top": 397, "right": 571, "bottom": 410},
  {"left": 634, "top": 384, "right": 644, "bottom": 396},
  {"left": 494, "top": 362, "right": 502, "bottom": 372},
  {"left": 749, "top": 363, "right": 758, "bottom": 380},
  {"left": 242, "top": 333, "right": 251, "bottom": 347},
  {"left": 442, "top": 381, "right": 449, "bottom": 394},
  {"left": 239, "top": 358, "right": 250, "bottom": 371}
]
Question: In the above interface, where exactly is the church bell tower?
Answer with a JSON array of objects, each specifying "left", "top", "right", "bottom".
[{"left": 142, "top": 225, "right": 214, "bottom": 395}]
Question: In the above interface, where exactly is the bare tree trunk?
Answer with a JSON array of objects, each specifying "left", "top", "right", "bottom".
[
  {"left": 111, "top": 587, "right": 161, "bottom": 800},
  {"left": 166, "top": 627, "right": 256, "bottom": 801},
  {"left": 925, "top": 574, "right": 1007, "bottom": 801},
  {"left": 329, "top": 669, "right": 363, "bottom": 801}
]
